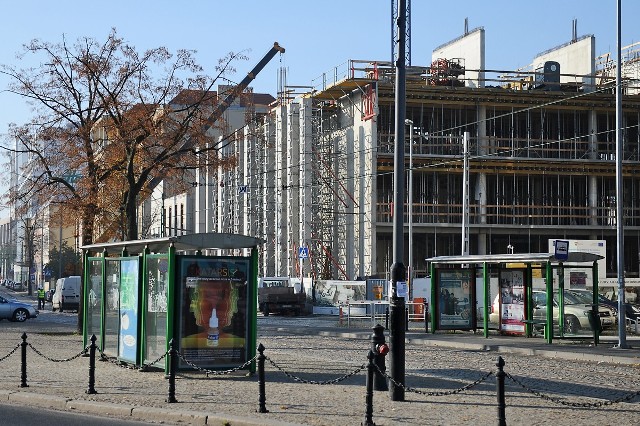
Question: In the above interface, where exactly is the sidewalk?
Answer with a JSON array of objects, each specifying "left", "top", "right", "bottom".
[{"left": 1, "top": 291, "right": 640, "bottom": 425}]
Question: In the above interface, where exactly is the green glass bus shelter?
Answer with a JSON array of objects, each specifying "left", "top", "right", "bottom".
[
  {"left": 426, "top": 252, "right": 604, "bottom": 344},
  {"left": 80, "top": 233, "right": 263, "bottom": 373}
]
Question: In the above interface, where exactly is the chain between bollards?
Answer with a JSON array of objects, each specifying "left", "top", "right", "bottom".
[
  {"left": 86, "top": 334, "right": 98, "bottom": 394},
  {"left": 496, "top": 356, "right": 506, "bottom": 426},
  {"left": 20, "top": 332, "right": 28, "bottom": 388},
  {"left": 363, "top": 350, "right": 375, "bottom": 426},
  {"left": 257, "top": 343, "right": 269, "bottom": 413},
  {"left": 166, "top": 338, "right": 178, "bottom": 403}
]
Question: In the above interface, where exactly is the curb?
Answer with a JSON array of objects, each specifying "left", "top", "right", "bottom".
[
  {"left": 0, "top": 390, "right": 303, "bottom": 426},
  {"left": 282, "top": 326, "right": 640, "bottom": 366}
]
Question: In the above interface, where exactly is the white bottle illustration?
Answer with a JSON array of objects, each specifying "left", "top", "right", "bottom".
[{"left": 207, "top": 308, "right": 219, "bottom": 347}]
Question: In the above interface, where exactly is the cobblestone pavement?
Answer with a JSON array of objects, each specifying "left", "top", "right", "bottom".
[{"left": 0, "top": 294, "right": 639, "bottom": 425}]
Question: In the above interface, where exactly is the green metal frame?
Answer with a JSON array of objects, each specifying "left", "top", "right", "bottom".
[
  {"left": 81, "top": 234, "right": 262, "bottom": 373},
  {"left": 425, "top": 252, "right": 603, "bottom": 345}
]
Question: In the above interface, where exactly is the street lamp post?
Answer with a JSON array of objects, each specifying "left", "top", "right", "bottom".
[
  {"left": 614, "top": 0, "right": 628, "bottom": 349},
  {"left": 24, "top": 218, "right": 35, "bottom": 296},
  {"left": 406, "top": 119, "right": 414, "bottom": 299},
  {"left": 389, "top": 0, "right": 407, "bottom": 402}
]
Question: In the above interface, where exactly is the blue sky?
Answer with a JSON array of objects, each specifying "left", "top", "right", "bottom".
[{"left": 0, "top": 0, "right": 638, "bottom": 214}]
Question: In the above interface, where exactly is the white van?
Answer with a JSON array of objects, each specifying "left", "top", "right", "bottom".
[{"left": 52, "top": 276, "right": 81, "bottom": 312}]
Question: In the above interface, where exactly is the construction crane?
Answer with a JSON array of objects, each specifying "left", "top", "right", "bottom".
[
  {"left": 391, "top": 0, "right": 411, "bottom": 65},
  {"left": 146, "top": 42, "right": 285, "bottom": 190},
  {"left": 201, "top": 42, "right": 285, "bottom": 134}
]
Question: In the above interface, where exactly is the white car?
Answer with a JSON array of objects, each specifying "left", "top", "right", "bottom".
[
  {"left": 489, "top": 291, "right": 616, "bottom": 333},
  {"left": 532, "top": 290, "right": 615, "bottom": 333}
]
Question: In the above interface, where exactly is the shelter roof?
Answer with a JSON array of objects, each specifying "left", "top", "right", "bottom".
[
  {"left": 81, "top": 233, "right": 264, "bottom": 255},
  {"left": 426, "top": 252, "right": 603, "bottom": 265}
]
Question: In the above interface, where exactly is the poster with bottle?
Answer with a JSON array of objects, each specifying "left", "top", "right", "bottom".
[
  {"left": 499, "top": 269, "right": 525, "bottom": 334},
  {"left": 118, "top": 258, "right": 139, "bottom": 363},
  {"left": 178, "top": 256, "right": 250, "bottom": 369}
]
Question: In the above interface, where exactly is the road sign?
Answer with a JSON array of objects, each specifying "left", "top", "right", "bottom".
[
  {"left": 555, "top": 240, "right": 569, "bottom": 261},
  {"left": 298, "top": 247, "right": 309, "bottom": 259},
  {"left": 238, "top": 185, "right": 248, "bottom": 194}
]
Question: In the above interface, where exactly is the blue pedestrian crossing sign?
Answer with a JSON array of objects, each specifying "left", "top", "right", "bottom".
[
  {"left": 298, "top": 247, "right": 309, "bottom": 259},
  {"left": 238, "top": 185, "right": 248, "bottom": 194}
]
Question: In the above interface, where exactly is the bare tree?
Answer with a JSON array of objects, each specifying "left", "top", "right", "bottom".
[{"left": 1, "top": 28, "right": 246, "bottom": 243}]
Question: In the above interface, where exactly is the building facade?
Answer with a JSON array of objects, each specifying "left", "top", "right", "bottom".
[{"left": 207, "top": 28, "right": 640, "bottom": 285}]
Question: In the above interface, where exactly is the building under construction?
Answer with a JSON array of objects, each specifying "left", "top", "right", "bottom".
[{"left": 197, "top": 27, "right": 640, "bottom": 285}]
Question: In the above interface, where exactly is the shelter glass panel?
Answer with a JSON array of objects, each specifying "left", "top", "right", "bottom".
[
  {"left": 145, "top": 255, "right": 169, "bottom": 365},
  {"left": 85, "top": 259, "right": 102, "bottom": 343},
  {"left": 103, "top": 259, "right": 121, "bottom": 356}
]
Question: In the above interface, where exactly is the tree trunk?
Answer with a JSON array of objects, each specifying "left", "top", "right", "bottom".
[{"left": 126, "top": 194, "right": 138, "bottom": 241}]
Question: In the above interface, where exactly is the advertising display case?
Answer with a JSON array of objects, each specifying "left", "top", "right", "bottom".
[
  {"left": 498, "top": 269, "right": 526, "bottom": 335},
  {"left": 435, "top": 269, "right": 475, "bottom": 330},
  {"left": 177, "top": 256, "right": 250, "bottom": 369}
]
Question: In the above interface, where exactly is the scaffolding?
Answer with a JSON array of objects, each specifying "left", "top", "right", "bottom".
[{"left": 247, "top": 51, "right": 640, "bottom": 281}]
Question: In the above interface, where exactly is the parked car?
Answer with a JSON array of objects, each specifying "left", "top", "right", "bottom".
[
  {"left": 568, "top": 289, "right": 640, "bottom": 322},
  {"left": 0, "top": 292, "right": 39, "bottom": 322},
  {"left": 532, "top": 290, "right": 616, "bottom": 333},
  {"left": 490, "top": 290, "right": 616, "bottom": 333}
]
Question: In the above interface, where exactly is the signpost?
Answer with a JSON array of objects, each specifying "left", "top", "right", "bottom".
[
  {"left": 554, "top": 240, "right": 569, "bottom": 261},
  {"left": 298, "top": 246, "right": 309, "bottom": 296}
]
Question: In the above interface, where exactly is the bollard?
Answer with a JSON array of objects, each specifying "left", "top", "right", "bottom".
[
  {"left": 385, "top": 307, "right": 389, "bottom": 330},
  {"left": 370, "top": 324, "right": 389, "bottom": 391},
  {"left": 257, "top": 343, "right": 269, "bottom": 413},
  {"left": 86, "top": 334, "right": 98, "bottom": 394},
  {"left": 166, "top": 338, "right": 178, "bottom": 403},
  {"left": 363, "top": 350, "right": 375, "bottom": 426},
  {"left": 339, "top": 306, "right": 343, "bottom": 326},
  {"left": 20, "top": 332, "right": 28, "bottom": 388},
  {"left": 496, "top": 356, "right": 506, "bottom": 426},
  {"left": 424, "top": 301, "right": 429, "bottom": 333}
]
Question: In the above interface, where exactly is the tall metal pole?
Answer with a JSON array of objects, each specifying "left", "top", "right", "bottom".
[
  {"left": 406, "top": 119, "right": 414, "bottom": 300},
  {"left": 461, "top": 132, "right": 470, "bottom": 256},
  {"left": 389, "top": 0, "right": 407, "bottom": 402},
  {"left": 615, "top": 0, "right": 628, "bottom": 348}
]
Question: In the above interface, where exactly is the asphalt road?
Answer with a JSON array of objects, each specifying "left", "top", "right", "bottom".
[{"left": 0, "top": 402, "right": 152, "bottom": 426}]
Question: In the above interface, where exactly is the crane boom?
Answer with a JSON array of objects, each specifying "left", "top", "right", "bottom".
[
  {"left": 202, "top": 42, "right": 285, "bottom": 133},
  {"left": 147, "top": 42, "right": 285, "bottom": 191}
]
